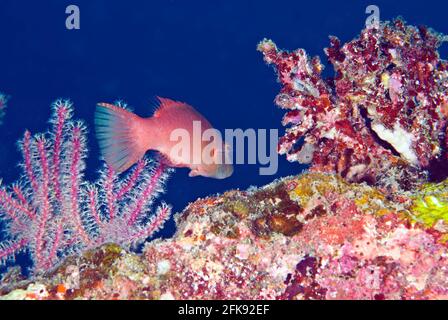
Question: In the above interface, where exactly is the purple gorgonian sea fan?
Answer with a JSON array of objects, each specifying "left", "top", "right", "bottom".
[{"left": 0, "top": 100, "right": 172, "bottom": 273}]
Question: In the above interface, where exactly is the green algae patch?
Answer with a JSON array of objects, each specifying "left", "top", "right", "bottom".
[{"left": 411, "top": 180, "right": 448, "bottom": 229}]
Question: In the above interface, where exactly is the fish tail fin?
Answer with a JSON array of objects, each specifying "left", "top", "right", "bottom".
[{"left": 95, "top": 103, "right": 148, "bottom": 173}]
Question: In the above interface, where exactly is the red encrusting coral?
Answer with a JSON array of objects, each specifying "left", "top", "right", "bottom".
[
  {"left": 0, "top": 100, "right": 172, "bottom": 273},
  {"left": 258, "top": 19, "right": 448, "bottom": 185}
]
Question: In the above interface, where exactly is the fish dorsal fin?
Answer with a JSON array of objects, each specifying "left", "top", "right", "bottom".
[{"left": 153, "top": 96, "right": 186, "bottom": 118}]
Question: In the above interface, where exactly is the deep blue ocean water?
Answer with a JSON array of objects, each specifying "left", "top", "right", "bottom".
[{"left": 0, "top": 0, "right": 447, "bottom": 273}]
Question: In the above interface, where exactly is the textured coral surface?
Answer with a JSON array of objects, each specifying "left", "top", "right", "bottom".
[
  {"left": 1, "top": 173, "right": 447, "bottom": 300},
  {"left": 258, "top": 19, "right": 448, "bottom": 185}
]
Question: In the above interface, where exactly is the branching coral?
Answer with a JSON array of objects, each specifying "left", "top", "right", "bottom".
[
  {"left": 258, "top": 19, "right": 448, "bottom": 186},
  {"left": 0, "top": 100, "right": 172, "bottom": 273}
]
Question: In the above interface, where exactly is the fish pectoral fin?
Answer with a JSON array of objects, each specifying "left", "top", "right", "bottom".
[
  {"left": 158, "top": 153, "right": 188, "bottom": 168},
  {"left": 188, "top": 169, "right": 200, "bottom": 177},
  {"left": 157, "top": 153, "right": 176, "bottom": 167}
]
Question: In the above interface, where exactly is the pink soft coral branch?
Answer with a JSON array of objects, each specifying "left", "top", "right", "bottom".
[
  {"left": 51, "top": 104, "right": 70, "bottom": 204},
  {"left": 105, "top": 166, "right": 117, "bottom": 222},
  {"left": 34, "top": 138, "right": 52, "bottom": 270},
  {"left": 127, "top": 162, "right": 166, "bottom": 226},
  {"left": 0, "top": 239, "right": 27, "bottom": 262}
]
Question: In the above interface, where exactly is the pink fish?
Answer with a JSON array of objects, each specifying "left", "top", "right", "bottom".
[{"left": 95, "top": 97, "right": 233, "bottom": 179}]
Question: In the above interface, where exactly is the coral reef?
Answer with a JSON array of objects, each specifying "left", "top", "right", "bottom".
[
  {"left": 1, "top": 173, "right": 447, "bottom": 300},
  {"left": 258, "top": 19, "right": 448, "bottom": 185},
  {"left": 0, "top": 93, "right": 8, "bottom": 126},
  {"left": 0, "top": 100, "right": 172, "bottom": 273}
]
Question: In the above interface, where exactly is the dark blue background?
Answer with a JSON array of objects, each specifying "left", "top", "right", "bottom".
[{"left": 0, "top": 0, "right": 447, "bottom": 249}]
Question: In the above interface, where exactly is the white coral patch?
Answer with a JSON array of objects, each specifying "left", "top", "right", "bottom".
[
  {"left": 371, "top": 122, "right": 418, "bottom": 165},
  {"left": 159, "top": 292, "right": 175, "bottom": 300},
  {"left": 296, "top": 143, "right": 315, "bottom": 164},
  {"left": 157, "top": 260, "right": 171, "bottom": 275}
]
